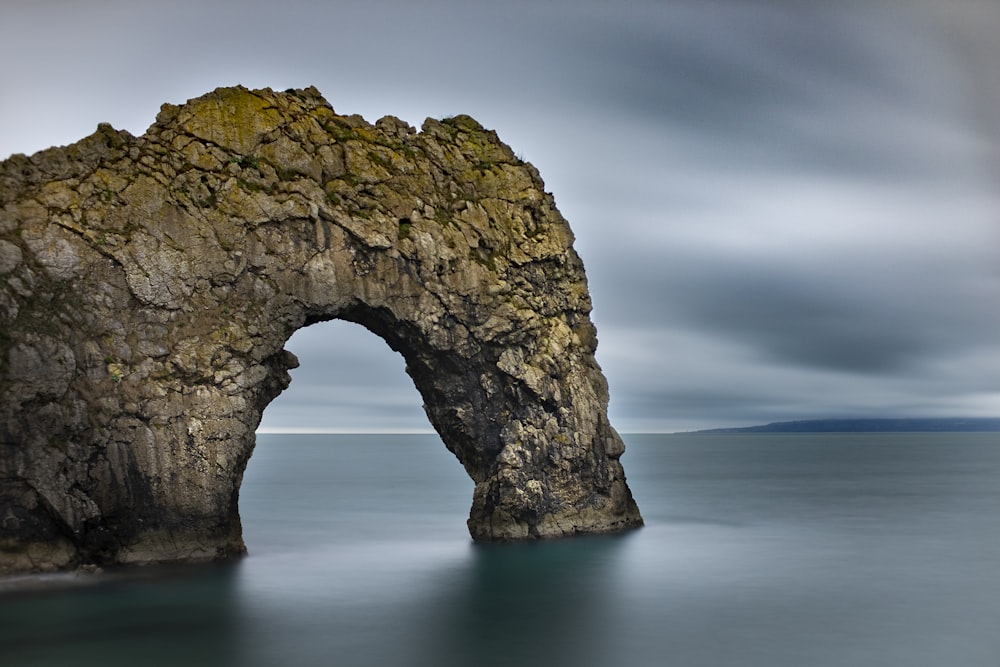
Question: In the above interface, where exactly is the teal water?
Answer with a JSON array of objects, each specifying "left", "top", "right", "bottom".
[{"left": 2, "top": 433, "right": 999, "bottom": 666}]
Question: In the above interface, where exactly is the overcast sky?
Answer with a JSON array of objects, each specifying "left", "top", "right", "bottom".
[{"left": 3, "top": 0, "right": 999, "bottom": 432}]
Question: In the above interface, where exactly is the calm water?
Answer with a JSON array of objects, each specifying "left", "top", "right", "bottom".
[{"left": 2, "top": 432, "right": 998, "bottom": 666}]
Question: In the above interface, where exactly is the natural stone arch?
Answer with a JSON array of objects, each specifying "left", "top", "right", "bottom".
[{"left": 0, "top": 87, "right": 642, "bottom": 574}]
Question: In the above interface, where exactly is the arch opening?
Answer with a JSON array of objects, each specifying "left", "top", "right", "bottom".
[
  {"left": 243, "top": 319, "right": 474, "bottom": 551},
  {"left": 258, "top": 320, "right": 432, "bottom": 435}
]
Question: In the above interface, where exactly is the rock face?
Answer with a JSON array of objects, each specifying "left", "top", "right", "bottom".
[{"left": 0, "top": 86, "right": 642, "bottom": 574}]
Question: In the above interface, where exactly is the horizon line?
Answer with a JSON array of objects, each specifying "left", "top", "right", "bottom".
[{"left": 256, "top": 427, "right": 439, "bottom": 435}]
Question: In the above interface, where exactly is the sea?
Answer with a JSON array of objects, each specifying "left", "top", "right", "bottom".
[{"left": 1, "top": 432, "right": 998, "bottom": 667}]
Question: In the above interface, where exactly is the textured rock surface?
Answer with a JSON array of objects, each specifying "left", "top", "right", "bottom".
[{"left": 0, "top": 86, "right": 642, "bottom": 574}]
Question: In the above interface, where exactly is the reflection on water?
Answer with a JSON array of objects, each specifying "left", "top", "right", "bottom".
[
  {"left": 1, "top": 433, "right": 998, "bottom": 667},
  {"left": 0, "top": 563, "right": 242, "bottom": 666},
  {"left": 413, "top": 536, "right": 630, "bottom": 667}
]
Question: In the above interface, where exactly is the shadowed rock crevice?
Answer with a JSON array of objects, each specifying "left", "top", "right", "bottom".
[{"left": 0, "top": 86, "right": 642, "bottom": 574}]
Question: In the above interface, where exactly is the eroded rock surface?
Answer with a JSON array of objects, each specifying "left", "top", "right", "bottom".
[{"left": 0, "top": 86, "right": 642, "bottom": 574}]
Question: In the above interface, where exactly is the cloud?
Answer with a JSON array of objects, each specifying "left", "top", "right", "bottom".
[
  {"left": 587, "top": 175, "right": 1000, "bottom": 418},
  {"left": 559, "top": 1, "right": 999, "bottom": 180},
  {"left": 599, "top": 323, "right": 1000, "bottom": 432},
  {"left": 259, "top": 321, "right": 432, "bottom": 433},
  {"left": 3, "top": 0, "right": 999, "bottom": 432}
]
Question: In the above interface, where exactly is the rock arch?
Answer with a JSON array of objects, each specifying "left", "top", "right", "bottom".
[{"left": 0, "top": 87, "right": 642, "bottom": 574}]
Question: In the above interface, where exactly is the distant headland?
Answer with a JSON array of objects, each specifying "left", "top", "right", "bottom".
[{"left": 695, "top": 418, "right": 1000, "bottom": 433}]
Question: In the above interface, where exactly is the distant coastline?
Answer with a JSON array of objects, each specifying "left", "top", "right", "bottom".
[{"left": 694, "top": 418, "right": 1000, "bottom": 433}]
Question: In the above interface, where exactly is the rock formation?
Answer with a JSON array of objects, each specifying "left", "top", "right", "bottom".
[{"left": 0, "top": 86, "right": 642, "bottom": 574}]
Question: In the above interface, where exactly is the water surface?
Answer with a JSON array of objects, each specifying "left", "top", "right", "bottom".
[{"left": 2, "top": 432, "right": 998, "bottom": 666}]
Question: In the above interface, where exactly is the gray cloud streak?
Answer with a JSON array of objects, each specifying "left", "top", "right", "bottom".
[{"left": 3, "top": 0, "right": 998, "bottom": 432}]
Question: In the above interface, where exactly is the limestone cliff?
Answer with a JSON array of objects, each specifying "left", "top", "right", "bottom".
[{"left": 0, "top": 86, "right": 642, "bottom": 574}]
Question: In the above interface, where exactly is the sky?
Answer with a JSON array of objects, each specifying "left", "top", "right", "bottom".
[{"left": 2, "top": 0, "right": 999, "bottom": 432}]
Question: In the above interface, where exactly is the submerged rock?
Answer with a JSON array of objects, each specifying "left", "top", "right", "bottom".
[{"left": 0, "top": 86, "right": 642, "bottom": 574}]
